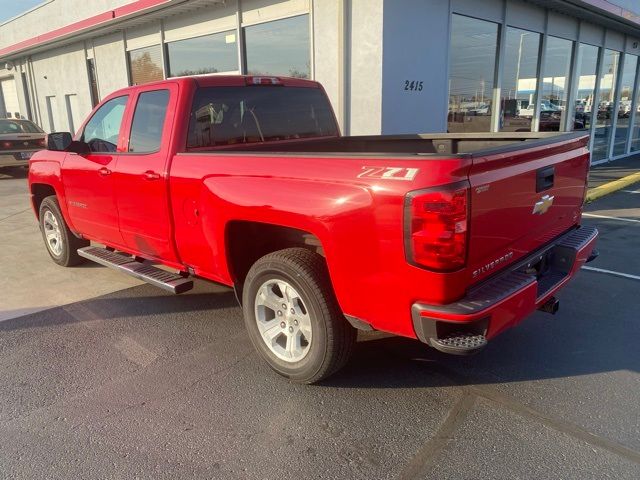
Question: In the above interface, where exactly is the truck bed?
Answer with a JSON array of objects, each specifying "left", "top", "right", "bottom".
[{"left": 189, "top": 132, "right": 582, "bottom": 156}]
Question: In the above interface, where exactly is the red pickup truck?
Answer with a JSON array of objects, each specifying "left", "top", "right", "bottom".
[{"left": 29, "top": 75, "right": 598, "bottom": 383}]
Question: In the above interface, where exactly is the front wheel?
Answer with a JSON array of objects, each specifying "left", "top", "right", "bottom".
[
  {"left": 39, "top": 195, "right": 89, "bottom": 267},
  {"left": 242, "top": 248, "right": 356, "bottom": 384}
]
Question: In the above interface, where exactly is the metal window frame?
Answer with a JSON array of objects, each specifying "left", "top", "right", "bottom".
[
  {"left": 236, "top": 0, "right": 245, "bottom": 74},
  {"left": 625, "top": 54, "right": 640, "bottom": 154},
  {"left": 610, "top": 47, "right": 638, "bottom": 158},
  {"left": 532, "top": 11, "right": 549, "bottom": 133},
  {"left": 588, "top": 44, "right": 605, "bottom": 160},
  {"left": 564, "top": 25, "right": 581, "bottom": 132},
  {"left": 489, "top": 2, "right": 507, "bottom": 132},
  {"left": 607, "top": 50, "right": 625, "bottom": 160}
]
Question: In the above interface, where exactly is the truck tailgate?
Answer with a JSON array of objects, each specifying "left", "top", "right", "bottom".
[{"left": 466, "top": 133, "right": 590, "bottom": 283}]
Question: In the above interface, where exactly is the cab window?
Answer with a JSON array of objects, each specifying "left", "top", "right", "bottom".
[
  {"left": 82, "top": 96, "right": 128, "bottom": 153},
  {"left": 128, "top": 90, "right": 170, "bottom": 153},
  {"left": 187, "top": 86, "right": 338, "bottom": 149}
]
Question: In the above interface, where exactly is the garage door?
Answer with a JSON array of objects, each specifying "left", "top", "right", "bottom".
[{"left": 1, "top": 77, "right": 21, "bottom": 118}]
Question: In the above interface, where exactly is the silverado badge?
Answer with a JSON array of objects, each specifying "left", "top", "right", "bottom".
[{"left": 532, "top": 194, "right": 554, "bottom": 215}]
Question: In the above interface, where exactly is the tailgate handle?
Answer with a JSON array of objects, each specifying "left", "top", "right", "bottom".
[{"left": 536, "top": 166, "right": 555, "bottom": 192}]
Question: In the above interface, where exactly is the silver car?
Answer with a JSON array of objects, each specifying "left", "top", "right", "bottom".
[{"left": 0, "top": 119, "right": 46, "bottom": 169}]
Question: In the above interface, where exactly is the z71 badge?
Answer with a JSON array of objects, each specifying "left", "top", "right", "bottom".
[{"left": 357, "top": 166, "right": 419, "bottom": 181}]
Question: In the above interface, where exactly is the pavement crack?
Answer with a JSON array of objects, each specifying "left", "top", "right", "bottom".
[
  {"left": 468, "top": 383, "right": 640, "bottom": 465},
  {"left": 0, "top": 207, "right": 30, "bottom": 223},
  {"left": 401, "top": 355, "right": 640, "bottom": 468},
  {"left": 396, "top": 390, "right": 477, "bottom": 480}
]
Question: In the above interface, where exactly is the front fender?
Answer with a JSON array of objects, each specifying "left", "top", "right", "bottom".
[{"left": 28, "top": 153, "right": 76, "bottom": 231}]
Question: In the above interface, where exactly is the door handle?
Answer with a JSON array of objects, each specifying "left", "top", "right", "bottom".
[
  {"left": 143, "top": 170, "right": 161, "bottom": 180},
  {"left": 98, "top": 167, "right": 111, "bottom": 176}
]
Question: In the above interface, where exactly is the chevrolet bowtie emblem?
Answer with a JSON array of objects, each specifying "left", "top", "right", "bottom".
[{"left": 532, "top": 194, "right": 554, "bottom": 215}]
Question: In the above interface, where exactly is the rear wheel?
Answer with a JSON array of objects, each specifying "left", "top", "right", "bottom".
[
  {"left": 39, "top": 195, "right": 88, "bottom": 267},
  {"left": 242, "top": 248, "right": 356, "bottom": 384}
]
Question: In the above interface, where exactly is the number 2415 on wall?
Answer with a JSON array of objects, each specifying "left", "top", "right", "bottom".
[{"left": 404, "top": 80, "right": 423, "bottom": 92}]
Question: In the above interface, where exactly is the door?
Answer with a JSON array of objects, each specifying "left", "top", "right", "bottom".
[
  {"left": 45, "top": 96, "right": 59, "bottom": 132},
  {"left": 114, "top": 86, "right": 178, "bottom": 262},
  {"left": 0, "top": 77, "right": 20, "bottom": 118},
  {"left": 62, "top": 95, "right": 129, "bottom": 246}
]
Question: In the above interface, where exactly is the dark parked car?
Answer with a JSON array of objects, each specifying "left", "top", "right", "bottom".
[{"left": 0, "top": 119, "right": 46, "bottom": 170}]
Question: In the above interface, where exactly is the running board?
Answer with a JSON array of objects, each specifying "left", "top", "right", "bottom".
[{"left": 77, "top": 246, "right": 193, "bottom": 294}]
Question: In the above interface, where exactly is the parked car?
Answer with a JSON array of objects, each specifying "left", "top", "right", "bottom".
[
  {"left": 28, "top": 75, "right": 598, "bottom": 383},
  {"left": 0, "top": 119, "right": 46, "bottom": 170}
]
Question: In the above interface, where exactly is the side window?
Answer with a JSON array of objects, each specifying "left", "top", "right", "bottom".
[
  {"left": 129, "top": 89, "right": 170, "bottom": 153},
  {"left": 82, "top": 96, "right": 128, "bottom": 153}
]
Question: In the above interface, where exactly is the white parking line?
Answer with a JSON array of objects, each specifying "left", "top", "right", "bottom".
[
  {"left": 582, "top": 213, "right": 640, "bottom": 224},
  {"left": 621, "top": 190, "right": 640, "bottom": 194},
  {"left": 582, "top": 266, "right": 640, "bottom": 281}
]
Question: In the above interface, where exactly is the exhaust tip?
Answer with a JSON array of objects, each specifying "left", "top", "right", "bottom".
[{"left": 539, "top": 297, "right": 559, "bottom": 315}]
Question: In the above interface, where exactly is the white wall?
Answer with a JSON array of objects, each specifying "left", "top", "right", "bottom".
[
  {"left": 312, "top": 0, "right": 342, "bottom": 130},
  {"left": 30, "top": 42, "right": 93, "bottom": 133},
  {"left": 381, "top": 0, "right": 450, "bottom": 134},
  {"left": 348, "top": 0, "right": 383, "bottom": 135}
]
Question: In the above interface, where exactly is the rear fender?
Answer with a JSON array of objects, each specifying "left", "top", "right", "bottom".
[{"left": 202, "top": 176, "right": 376, "bottom": 308}]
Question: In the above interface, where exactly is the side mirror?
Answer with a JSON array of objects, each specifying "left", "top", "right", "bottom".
[{"left": 46, "top": 132, "right": 73, "bottom": 151}]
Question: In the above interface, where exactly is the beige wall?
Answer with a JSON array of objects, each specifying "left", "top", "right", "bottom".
[
  {"left": 92, "top": 32, "right": 130, "bottom": 101},
  {"left": 30, "top": 42, "right": 93, "bottom": 133},
  {"left": 0, "top": 0, "right": 133, "bottom": 50}
]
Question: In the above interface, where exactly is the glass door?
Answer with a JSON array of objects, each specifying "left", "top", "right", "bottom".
[
  {"left": 612, "top": 54, "right": 638, "bottom": 156},
  {"left": 570, "top": 43, "right": 599, "bottom": 133},
  {"left": 499, "top": 27, "right": 541, "bottom": 132},
  {"left": 593, "top": 49, "right": 621, "bottom": 161}
]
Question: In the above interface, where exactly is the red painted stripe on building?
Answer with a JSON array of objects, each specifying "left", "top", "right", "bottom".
[{"left": 0, "top": 0, "right": 172, "bottom": 58}]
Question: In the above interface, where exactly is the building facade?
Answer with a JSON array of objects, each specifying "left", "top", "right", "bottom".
[{"left": 1, "top": 0, "right": 640, "bottom": 165}]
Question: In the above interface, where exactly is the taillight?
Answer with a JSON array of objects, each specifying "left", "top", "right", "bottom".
[
  {"left": 38, "top": 138, "right": 46, "bottom": 147},
  {"left": 405, "top": 185, "right": 469, "bottom": 272},
  {"left": 1, "top": 141, "right": 12, "bottom": 149}
]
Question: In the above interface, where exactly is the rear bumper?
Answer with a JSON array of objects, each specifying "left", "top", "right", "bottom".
[
  {"left": 0, "top": 152, "right": 36, "bottom": 167},
  {"left": 411, "top": 225, "right": 598, "bottom": 352}
]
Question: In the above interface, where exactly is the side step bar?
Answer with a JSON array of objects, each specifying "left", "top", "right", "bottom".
[{"left": 77, "top": 246, "right": 193, "bottom": 294}]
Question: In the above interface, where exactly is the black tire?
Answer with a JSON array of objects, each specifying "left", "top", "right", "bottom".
[
  {"left": 242, "top": 248, "right": 356, "bottom": 384},
  {"left": 39, "top": 195, "right": 89, "bottom": 267}
]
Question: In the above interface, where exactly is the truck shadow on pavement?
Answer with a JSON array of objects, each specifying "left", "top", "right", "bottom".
[
  {"left": 326, "top": 302, "right": 639, "bottom": 388},
  {"left": 0, "top": 167, "right": 28, "bottom": 180},
  {"left": 2, "top": 274, "right": 636, "bottom": 389}
]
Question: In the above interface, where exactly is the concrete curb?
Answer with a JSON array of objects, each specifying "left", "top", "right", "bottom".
[{"left": 586, "top": 171, "right": 640, "bottom": 202}]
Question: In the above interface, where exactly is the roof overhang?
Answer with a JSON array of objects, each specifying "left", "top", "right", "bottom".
[
  {"left": 528, "top": 0, "right": 640, "bottom": 36},
  {"left": 0, "top": 0, "right": 224, "bottom": 62}
]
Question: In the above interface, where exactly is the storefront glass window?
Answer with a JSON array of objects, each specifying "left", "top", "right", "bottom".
[
  {"left": 499, "top": 28, "right": 540, "bottom": 132},
  {"left": 612, "top": 54, "right": 637, "bottom": 156},
  {"left": 167, "top": 31, "right": 238, "bottom": 77},
  {"left": 447, "top": 14, "right": 498, "bottom": 133},
  {"left": 540, "top": 36, "right": 573, "bottom": 132},
  {"left": 571, "top": 43, "right": 599, "bottom": 132},
  {"left": 128, "top": 45, "right": 164, "bottom": 86},
  {"left": 593, "top": 49, "right": 621, "bottom": 161},
  {"left": 244, "top": 15, "right": 310, "bottom": 79}
]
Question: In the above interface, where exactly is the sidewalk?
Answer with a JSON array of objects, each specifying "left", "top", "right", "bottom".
[{"left": 588, "top": 154, "right": 640, "bottom": 189}]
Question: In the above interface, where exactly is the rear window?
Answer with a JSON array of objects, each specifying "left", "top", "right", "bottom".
[
  {"left": 0, "top": 119, "right": 43, "bottom": 134},
  {"left": 187, "top": 86, "right": 338, "bottom": 149}
]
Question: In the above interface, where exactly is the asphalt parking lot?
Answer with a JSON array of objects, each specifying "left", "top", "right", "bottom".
[{"left": 0, "top": 167, "right": 639, "bottom": 479}]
